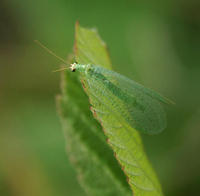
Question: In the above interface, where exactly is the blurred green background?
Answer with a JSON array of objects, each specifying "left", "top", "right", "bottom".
[{"left": 0, "top": 0, "right": 200, "bottom": 195}]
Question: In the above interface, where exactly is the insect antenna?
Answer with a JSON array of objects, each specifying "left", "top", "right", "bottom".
[
  {"left": 52, "top": 67, "right": 69, "bottom": 72},
  {"left": 34, "top": 40, "right": 71, "bottom": 72}
]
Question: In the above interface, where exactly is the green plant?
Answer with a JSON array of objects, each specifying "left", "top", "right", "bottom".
[{"left": 57, "top": 23, "right": 165, "bottom": 196}]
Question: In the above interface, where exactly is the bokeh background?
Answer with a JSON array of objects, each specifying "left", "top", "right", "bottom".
[{"left": 1, "top": 0, "right": 200, "bottom": 195}]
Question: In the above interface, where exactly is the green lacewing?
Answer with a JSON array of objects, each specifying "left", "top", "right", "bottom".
[
  {"left": 35, "top": 40, "right": 172, "bottom": 134},
  {"left": 69, "top": 63, "right": 172, "bottom": 134}
]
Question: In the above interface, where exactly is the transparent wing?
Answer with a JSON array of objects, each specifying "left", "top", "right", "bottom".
[
  {"left": 99, "top": 66, "right": 173, "bottom": 105},
  {"left": 84, "top": 65, "right": 168, "bottom": 134}
]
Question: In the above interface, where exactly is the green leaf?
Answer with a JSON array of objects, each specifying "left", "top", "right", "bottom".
[
  {"left": 74, "top": 22, "right": 112, "bottom": 68},
  {"left": 57, "top": 22, "right": 131, "bottom": 196},
  {"left": 58, "top": 22, "right": 164, "bottom": 196},
  {"left": 74, "top": 25, "right": 164, "bottom": 195}
]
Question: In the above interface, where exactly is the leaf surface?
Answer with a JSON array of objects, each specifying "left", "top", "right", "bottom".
[
  {"left": 58, "top": 23, "right": 164, "bottom": 196},
  {"left": 57, "top": 22, "right": 131, "bottom": 196}
]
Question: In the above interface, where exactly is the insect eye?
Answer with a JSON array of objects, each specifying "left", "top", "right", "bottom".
[{"left": 72, "top": 68, "right": 76, "bottom": 72}]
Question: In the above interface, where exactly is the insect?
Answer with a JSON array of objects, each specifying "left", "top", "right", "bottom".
[
  {"left": 35, "top": 40, "right": 173, "bottom": 134},
  {"left": 70, "top": 63, "right": 172, "bottom": 134}
]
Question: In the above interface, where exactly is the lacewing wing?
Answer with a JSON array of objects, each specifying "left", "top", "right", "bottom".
[{"left": 70, "top": 63, "right": 172, "bottom": 134}]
